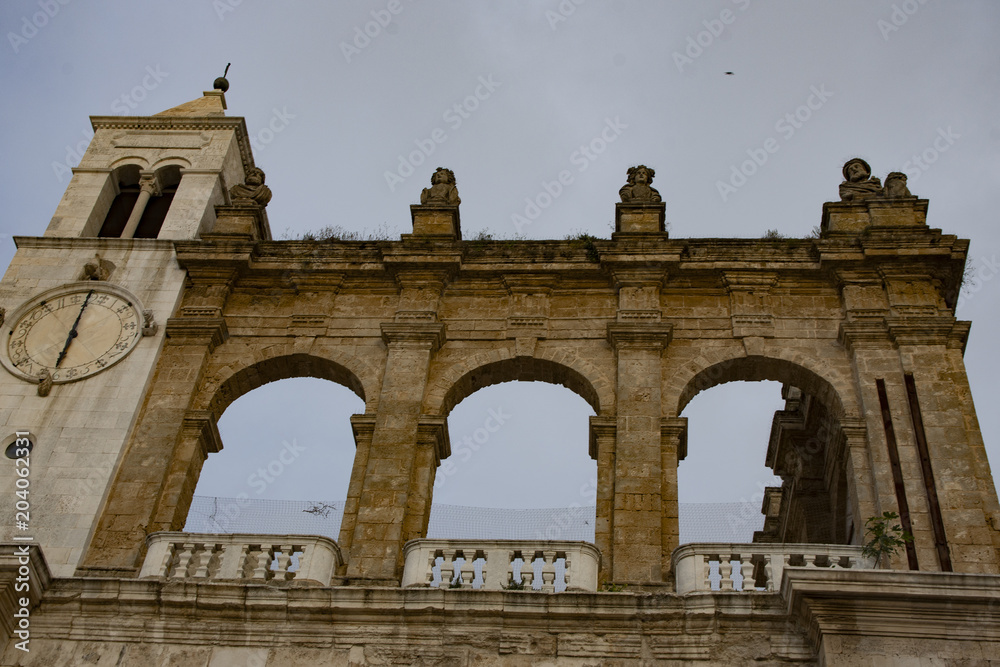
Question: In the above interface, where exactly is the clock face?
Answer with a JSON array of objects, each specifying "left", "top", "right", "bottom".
[{"left": 1, "top": 283, "right": 145, "bottom": 384}]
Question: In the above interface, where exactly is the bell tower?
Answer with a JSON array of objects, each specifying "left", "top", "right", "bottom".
[{"left": 0, "top": 80, "right": 267, "bottom": 578}]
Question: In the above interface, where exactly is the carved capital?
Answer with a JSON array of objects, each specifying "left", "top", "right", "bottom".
[
  {"left": 837, "top": 320, "right": 891, "bottom": 350},
  {"left": 350, "top": 414, "right": 377, "bottom": 449},
  {"left": 588, "top": 416, "right": 617, "bottom": 460},
  {"left": 606, "top": 322, "right": 673, "bottom": 350},
  {"left": 181, "top": 410, "right": 223, "bottom": 456},
  {"left": 164, "top": 317, "right": 229, "bottom": 351},
  {"left": 661, "top": 417, "right": 688, "bottom": 462},
  {"left": 380, "top": 322, "right": 446, "bottom": 351},
  {"left": 887, "top": 317, "right": 970, "bottom": 351},
  {"left": 417, "top": 415, "right": 451, "bottom": 462}
]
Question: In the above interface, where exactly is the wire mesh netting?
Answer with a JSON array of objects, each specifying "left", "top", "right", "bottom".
[{"left": 184, "top": 495, "right": 767, "bottom": 544}]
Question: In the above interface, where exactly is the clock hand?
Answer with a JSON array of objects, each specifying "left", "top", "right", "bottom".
[{"left": 55, "top": 289, "right": 94, "bottom": 368}]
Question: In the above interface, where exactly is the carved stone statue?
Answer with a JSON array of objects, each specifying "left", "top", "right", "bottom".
[
  {"left": 884, "top": 171, "right": 912, "bottom": 198},
  {"left": 619, "top": 165, "right": 661, "bottom": 203},
  {"left": 82, "top": 254, "right": 114, "bottom": 281},
  {"left": 229, "top": 167, "right": 272, "bottom": 207},
  {"left": 420, "top": 167, "right": 460, "bottom": 205},
  {"left": 142, "top": 309, "right": 158, "bottom": 337},
  {"left": 839, "top": 158, "right": 883, "bottom": 201}
]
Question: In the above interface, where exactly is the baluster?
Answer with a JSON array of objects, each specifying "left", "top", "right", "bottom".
[
  {"left": 244, "top": 544, "right": 272, "bottom": 580},
  {"left": 521, "top": 552, "right": 535, "bottom": 590},
  {"left": 172, "top": 543, "right": 196, "bottom": 579},
  {"left": 274, "top": 544, "right": 294, "bottom": 580},
  {"left": 740, "top": 555, "right": 755, "bottom": 592},
  {"left": 763, "top": 554, "right": 774, "bottom": 592},
  {"left": 561, "top": 553, "right": 571, "bottom": 591},
  {"left": 459, "top": 551, "right": 475, "bottom": 587},
  {"left": 803, "top": 553, "right": 818, "bottom": 568},
  {"left": 427, "top": 550, "right": 441, "bottom": 586},
  {"left": 190, "top": 544, "right": 212, "bottom": 578},
  {"left": 540, "top": 551, "right": 556, "bottom": 593},
  {"left": 719, "top": 557, "right": 734, "bottom": 591},
  {"left": 439, "top": 550, "right": 456, "bottom": 587},
  {"left": 159, "top": 544, "right": 178, "bottom": 577},
  {"left": 508, "top": 550, "right": 520, "bottom": 588},
  {"left": 701, "top": 555, "right": 714, "bottom": 591}
]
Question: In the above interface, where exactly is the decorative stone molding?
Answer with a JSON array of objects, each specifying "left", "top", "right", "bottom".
[
  {"left": 837, "top": 319, "right": 891, "bottom": 350},
  {"left": 380, "top": 321, "right": 446, "bottom": 351},
  {"left": 661, "top": 417, "right": 688, "bottom": 462},
  {"left": 416, "top": 415, "right": 451, "bottom": 461},
  {"left": 181, "top": 410, "right": 223, "bottom": 456},
  {"left": 164, "top": 316, "right": 229, "bottom": 351},
  {"left": 606, "top": 322, "right": 673, "bottom": 350}
]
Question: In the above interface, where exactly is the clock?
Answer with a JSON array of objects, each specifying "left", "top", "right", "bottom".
[{"left": 0, "top": 282, "right": 146, "bottom": 384}]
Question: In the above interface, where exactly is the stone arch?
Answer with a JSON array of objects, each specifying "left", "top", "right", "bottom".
[
  {"left": 150, "top": 156, "right": 193, "bottom": 170},
  {"left": 424, "top": 346, "right": 612, "bottom": 419},
  {"left": 195, "top": 349, "right": 374, "bottom": 421},
  {"left": 666, "top": 343, "right": 857, "bottom": 419}
]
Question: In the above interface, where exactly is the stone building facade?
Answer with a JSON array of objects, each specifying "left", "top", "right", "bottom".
[{"left": 0, "top": 89, "right": 998, "bottom": 665}]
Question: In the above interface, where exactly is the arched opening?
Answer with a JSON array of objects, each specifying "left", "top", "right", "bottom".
[
  {"left": 678, "top": 381, "right": 785, "bottom": 542},
  {"left": 98, "top": 164, "right": 180, "bottom": 238},
  {"left": 676, "top": 356, "right": 852, "bottom": 546},
  {"left": 183, "top": 355, "right": 367, "bottom": 540},
  {"left": 429, "top": 358, "right": 601, "bottom": 541}
]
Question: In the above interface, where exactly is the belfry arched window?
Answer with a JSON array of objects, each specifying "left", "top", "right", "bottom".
[{"left": 98, "top": 165, "right": 180, "bottom": 238}]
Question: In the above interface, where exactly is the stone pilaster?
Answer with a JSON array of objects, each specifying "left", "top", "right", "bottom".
[
  {"left": 660, "top": 417, "right": 687, "bottom": 579},
  {"left": 606, "top": 321, "right": 672, "bottom": 584},
  {"left": 345, "top": 322, "right": 445, "bottom": 584},
  {"left": 589, "top": 416, "right": 616, "bottom": 584}
]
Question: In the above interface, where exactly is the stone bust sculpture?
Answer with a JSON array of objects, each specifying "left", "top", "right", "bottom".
[
  {"left": 420, "top": 167, "right": 460, "bottom": 205},
  {"left": 229, "top": 167, "right": 272, "bottom": 207},
  {"left": 619, "top": 165, "right": 661, "bottom": 203},
  {"left": 884, "top": 171, "right": 912, "bottom": 198},
  {"left": 839, "top": 158, "right": 883, "bottom": 201}
]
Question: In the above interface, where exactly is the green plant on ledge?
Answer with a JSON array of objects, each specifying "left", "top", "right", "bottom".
[
  {"left": 601, "top": 582, "right": 627, "bottom": 592},
  {"left": 503, "top": 578, "right": 526, "bottom": 590},
  {"left": 861, "top": 511, "right": 914, "bottom": 568}
]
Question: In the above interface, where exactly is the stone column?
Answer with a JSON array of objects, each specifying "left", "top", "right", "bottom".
[
  {"left": 589, "top": 416, "right": 616, "bottom": 584},
  {"left": 345, "top": 321, "right": 445, "bottom": 584},
  {"left": 121, "top": 172, "right": 160, "bottom": 238},
  {"left": 606, "top": 322, "right": 673, "bottom": 584},
  {"left": 837, "top": 418, "right": 878, "bottom": 545},
  {"left": 660, "top": 417, "right": 687, "bottom": 578}
]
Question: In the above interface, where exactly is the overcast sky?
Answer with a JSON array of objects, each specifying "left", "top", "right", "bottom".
[{"left": 1, "top": 2, "right": 997, "bottom": 530}]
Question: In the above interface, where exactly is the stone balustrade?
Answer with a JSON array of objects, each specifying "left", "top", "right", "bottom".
[
  {"left": 140, "top": 532, "right": 344, "bottom": 586},
  {"left": 402, "top": 539, "right": 601, "bottom": 592},
  {"left": 672, "top": 542, "right": 873, "bottom": 594}
]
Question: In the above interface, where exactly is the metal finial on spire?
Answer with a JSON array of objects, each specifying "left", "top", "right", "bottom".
[{"left": 213, "top": 63, "right": 231, "bottom": 92}]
